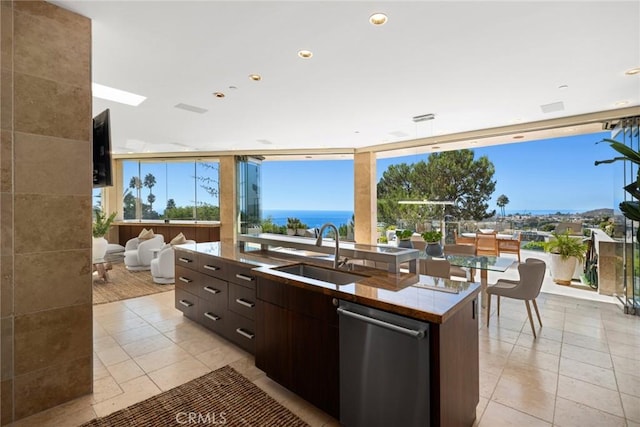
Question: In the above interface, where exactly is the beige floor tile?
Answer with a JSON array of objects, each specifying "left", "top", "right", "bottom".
[
  {"left": 93, "top": 357, "right": 111, "bottom": 381},
  {"left": 488, "top": 315, "right": 526, "bottom": 333},
  {"left": 177, "top": 332, "right": 228, "bottom": 356},
  {"left": 110, "top": 324, "right": 162, "bottom": 346},
  {"left": 500, "top": 364, "right": 558, "bottom": 395},
  {"left": 606, "top": 329, "right": 640, "bottom": 347},
  {"left": 628, "top": 421, "right": 640, "bottom": 427},
  {"left": 491, "top": 376, "right": 555, "bottom": 422},
  {"left": 520, "top": 325, "right": 564, "bottom": 342},
  {"left": 94, "top": 308, "right": 141, "bottom": 325},
  {"left": 133, "top": 344, "right": 192, "bottom": 373},
  {"left": 559, "top": 357, "right": 618, "bottom": 390},
  {"left": 616, "top": 371, "right": 640, "bottom": 397},
  {"left": 151, "top": 315, "right": 190, "bottom": 332},
  {"left": 563, "top": 321, "right": 607, "bottom": 340},
  {"left": 557, "top": 375, "right": 624, "bottom": 417},
  {"left": 515, "top": 333, "right": 562, "bottom": 356},
  {"left": 561, "top": 342, "right": 613, "bottom": 369},
  {"left": 147, "top": 356, "right": 210, "bottom": 391},
  {"left": 507, "top": 345, "right": 560, "bottom": 373},
  {"left": 106, "top": 359, "right": 146, "bottom": 384},
  {"left": 95, "top": 345, "right": 131, "bottom": 367},
  {"left": 608, "top": 340, "right": 640, "bottom": 361},
  {"left": 92, "top": 375, "right": 161, "bottom": 418},
  {"left": 478, "top": 336, "right": 514, "bottom": 358},
  {"left": 100, "top": 315, "right": 149, "bottom": 335},
  {"left": 563, "top": 330, "right": 610, "bottom": 352},
  {"left": 121, "top": 333, "right": 175, "bottom": 358},
  {"left": 163, "top": 321, "right": 215, "bottom": 343},
  {"left": 90, "top": 375, "right": 123, "bottom": 404},
  {"left": 196, "top": 342, "right": 249, "bottom": 371},
  {"left": 479, "top": 351, "right": 508, "bottom": 376},
  {"left": 228, "top": 356, "right": 266, "bottom": 382},
  {"left": 479, "top": 324, "right": 521, "bottom": 344},
  {"left": 479, "top": 369, "right": 501, "bottom": 399},
  {"left": 93, "top": 335, "right": 120, "bottom": 352},
  {"left": 553, "top": 396, "right": 626, "bottom": 427},
  {"left": 611, "top": 354, "right": 640, "bottom": 377},
  {"left": 478, "top": 401, "right": 551, "bottom": 426},
  {"left": 137, "top": 307, "right": 183, "bottom": 324},
  {"left": 476, "top": 396, "right": 489, "bottom": 421},
  {"left": 93, "top": 301, "right": 128, "bottom": 317},
  {"left": 621, "top": 392, "right": 640, "bottom": 423},
  {"left": 93, "top": 323, "right": 109, "bottom": 339},
  {"left": 564, "top": 313, "right": 604, "bottom": 329}
]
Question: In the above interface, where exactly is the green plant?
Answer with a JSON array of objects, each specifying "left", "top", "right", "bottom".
[
  {"left": 421, "top": 230, "right": 442, "bottom": 243},
  {"left": 286, "top": 217, "right": 302, "bottom": 230},
  {"left": 93, "top": 209, "right": 116, "bottom": 238},
  {"left": 595, "top": 138, "right": 640, "bottom": 240},
  {"left": 395, "top": 229, "right": 413, "bottom": 240},
  {"left": 522, "top": 241, "right": 545, "bottom": 251},
  {"left": 542, "top": 231, "right": 587, "bottom": 261}
]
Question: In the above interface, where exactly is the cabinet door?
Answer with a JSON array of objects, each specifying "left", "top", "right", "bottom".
[
  {"left": 255, "top": 300, "right": 292, "bottom": 387},
  {"left": 290, "top": 312, "right": 339, "bottom": 419}
]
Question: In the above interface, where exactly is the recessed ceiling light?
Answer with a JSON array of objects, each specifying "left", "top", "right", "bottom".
[
  {"left": 213, "top": 92, "right": 225, "bottom": 98},
  {"left": 297, "top": 50, "right": 313, "bottom": 59},
  {"left": 625, "top": 67, "right": 640, "bottom": 75},
  {"left": 369, "top": 13, "right": 388, "bottom": 25},
  {"left": 92, "top": 83, "right": 146, "bottom": 106},
  {"left": 354, "top": 131, "right": 360, "bottom": 134},
  {"left": 615, "top": 100, "right": 630, "bottom": 106},
  {"left": 228, "top": 85, "right": 238, "bottom": 90},
  {"left": 513, "top": 135, "right": 525, "bottom": 139},
  {"left": 249, "top": 74, "right": 262, "bottom": 81},
  {"left": 558, "top": 84, "right": 569, "bottom": 90},
  {"left": 431, "top": 146, "right": 440, "bottom": 150}
]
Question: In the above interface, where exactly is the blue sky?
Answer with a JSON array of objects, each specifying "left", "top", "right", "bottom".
[{"left": 262, "top": 131, "right": 615, "bottom": 212}]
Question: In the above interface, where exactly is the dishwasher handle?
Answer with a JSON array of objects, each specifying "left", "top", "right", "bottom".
[{"left": 337, "top": 307, "right": 425, "bottom": 339}]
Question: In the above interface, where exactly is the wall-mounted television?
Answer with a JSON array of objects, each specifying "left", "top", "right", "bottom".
[{"left": 92, "top": 108, "right": 113, "bottom": 188}]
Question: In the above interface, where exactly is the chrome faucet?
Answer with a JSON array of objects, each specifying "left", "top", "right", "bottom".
[{"left": 316, "top": 223, "right": 341, "bottom": 269}]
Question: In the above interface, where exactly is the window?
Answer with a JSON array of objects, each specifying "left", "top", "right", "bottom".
[{"left": 122, "top": 159, "right": 219, "bottom": 221}]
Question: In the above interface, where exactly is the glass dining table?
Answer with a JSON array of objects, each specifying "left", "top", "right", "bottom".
[{"left": 420, "top": 253, "right": 516, "bottom": 308}]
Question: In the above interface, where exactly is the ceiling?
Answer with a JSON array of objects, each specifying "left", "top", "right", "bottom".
[{"left": 52, "top": 1, "right": 640, "bottom": 157}]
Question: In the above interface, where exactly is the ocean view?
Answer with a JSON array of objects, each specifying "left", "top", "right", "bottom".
[{"left": 262, "top": 210, "right": 354, "bottom": 228}]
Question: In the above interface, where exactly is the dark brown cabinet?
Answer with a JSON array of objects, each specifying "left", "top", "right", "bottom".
[
  {"left": 174, "top": 248, "right": 257, "bottom": 355},
  {"left": 256, "top": 277, "right": 340, "bottom": 419}
]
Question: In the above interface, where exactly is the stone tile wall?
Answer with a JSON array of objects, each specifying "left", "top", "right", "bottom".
[{"left": 0, "top": 1, "right": 93, "bottom": 423}]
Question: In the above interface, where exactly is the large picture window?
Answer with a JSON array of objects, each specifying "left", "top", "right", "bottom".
[{"left": 122, "top": 159, "right": 220, "bottom": 221}]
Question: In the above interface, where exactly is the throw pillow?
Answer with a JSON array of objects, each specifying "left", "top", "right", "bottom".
[
  {"left": 139, "top": 228, "right": 155, "bottom": 240},
  {"left": 170, "top": 232, "right": 187, "bottom": 246}
]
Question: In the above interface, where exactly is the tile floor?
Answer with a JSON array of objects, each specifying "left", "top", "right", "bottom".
[{"left": 10, "top": 284, "right": 640, "bottom": 426}]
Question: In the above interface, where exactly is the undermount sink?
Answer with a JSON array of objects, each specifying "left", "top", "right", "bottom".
[{"left": 272, "top": 263, "right": 368, "bottom": 285}]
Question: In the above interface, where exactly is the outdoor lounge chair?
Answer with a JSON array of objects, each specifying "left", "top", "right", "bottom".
[
  {"left": 475, "top": 232, "right": 498, "bottom": 257},
  {"left": 497, "top": 232, "right": 522, "bottom": 262}
]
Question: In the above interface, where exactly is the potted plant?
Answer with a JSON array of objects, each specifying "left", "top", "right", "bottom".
[
  {"left": 395, "top": 229, "right": 413, "bottom": 248},
  {"left": 296, "top": 222, "right": 308, "bottom": 237},
  {"left": 93, "top": 208, "right": 117, "bottom": 260},
  {"left": 286, "top": 217, "right": 302, "bottom": 236},
  {"left": 421, "top": 230, "right": 443, "bottom": 257},
  {"left": 543, "top": 231, "right": 587, "bottom": 285}
]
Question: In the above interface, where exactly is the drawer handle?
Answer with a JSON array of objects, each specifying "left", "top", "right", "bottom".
[
  {"left": 179, "top": 299, "right": 193, "bottom": 307},
  {"left": 235, "top": 273, "right": 254, "bottom": 282},
  {"left": 236, "top": 328, "right": 255, "bottom": 340},
  {"left": 203, "top": 264, "right": 220, "bottom": 271},
  {"left": 203, "top": 286, "right": 221, "bottom": 294},
  {"left": 179, "top": 277, "right": 192, "bottom": 283},
  {"left": 204, "top": 312, "right": 221, "bottom": 321},
  {"left": 178, "top": 257, "right": 193, "bottom": 263},
  {"left": 235, "top": 298, "right": 255, "bottom": 308}
]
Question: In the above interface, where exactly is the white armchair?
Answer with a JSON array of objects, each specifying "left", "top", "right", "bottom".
[
  {"left": 124, "top": 234, "right": 165, "bottom": 271},
  {"left": 150, "top": 240, "right": 196, "bottom": 284}
]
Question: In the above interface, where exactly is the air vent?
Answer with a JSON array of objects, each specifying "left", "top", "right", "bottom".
[
  {"left": 412, "top": 113, "right": 435, "bottom": 122},
  {"left": 174, "top": 103, "right": 208, "bottom": 114},
  {"left": 540, "top": 101, "right": 564, "bottom": 114}
]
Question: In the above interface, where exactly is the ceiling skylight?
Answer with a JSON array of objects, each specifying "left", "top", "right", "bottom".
[{"left": 92, "top": 83, "right": 146, "bottom": 106}]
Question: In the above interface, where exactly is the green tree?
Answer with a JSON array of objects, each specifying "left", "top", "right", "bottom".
[
  {"left": 497, "top": 194, "right": 510, "bottom": 218},
  {"left": 166, "top": 199, "right": 176, "bottom": 210},
  {"left": 143, "top": 173, "right": 156, "bottom": 213},
  {"left": 377, "top": 150, "right": 496, "bottom": 224},
  {"left": 128, "top": 176, "right": 142, "bottom": 219}
]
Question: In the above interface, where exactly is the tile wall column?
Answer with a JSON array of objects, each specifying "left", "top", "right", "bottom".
[
  {"left": 0, "top": 1, "right": 93, "bottom": 423},
  {"left": 354, "top": 151, "right": 377, "bottom": 245},
  {"left": 219, "top": 155, "right": 238, "bottom": 245}
]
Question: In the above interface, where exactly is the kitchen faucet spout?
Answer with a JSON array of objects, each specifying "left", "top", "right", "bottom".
[{"left": 316, "top": 223, "right": 340, "bottom": 269}]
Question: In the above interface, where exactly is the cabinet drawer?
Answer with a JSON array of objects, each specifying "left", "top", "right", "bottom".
[
  {"left": 175, "top": 265, "right": 203, "bottom": 296},
  {"left": 198, "top": 253, "right": 227, "bottom": 280},
  {"left": 227, "top": 310, "right": 255, "bottom": 354},
  {"left": 175, "top": 288, "right": 199, "bottom": 320},
  {"left": 227, "top": 263, "right": 257, "bottom": 290},
  {"left": 175, "top": 249, "right": 198, "bottom": 270},
  {"left": 229, "top": 283, "right": 256, "bottom": 320},
  {"left": 199, "top": 276, "right": 228, "bottom": 306},
  {"left": 199, "top": 300, "right": 226, "bottom": 335}
]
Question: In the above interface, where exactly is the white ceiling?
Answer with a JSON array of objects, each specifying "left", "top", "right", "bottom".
[{"left": 52, "top": 1, "right": 640, "bottom": 156}]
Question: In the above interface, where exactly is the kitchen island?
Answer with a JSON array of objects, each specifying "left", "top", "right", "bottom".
[{"left": 174, "top": 241, "right": 480, "bottom": 427}]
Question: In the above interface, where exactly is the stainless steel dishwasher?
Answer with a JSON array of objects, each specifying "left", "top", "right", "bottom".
[{"left": 337, "top": 300, "right": 430, "bottom": 427}]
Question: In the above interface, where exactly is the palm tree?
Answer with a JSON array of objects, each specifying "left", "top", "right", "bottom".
[
  {"left": 129, "top": 176, "right": 142, "bottom": 219},
  {"left": 143, "top": 173, "right": 156, "bottom": 212},
  {"left": 497, "top": 194, "right": 509, "bottom": 218}
]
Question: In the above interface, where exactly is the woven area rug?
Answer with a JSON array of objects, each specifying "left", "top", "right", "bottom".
[
  {"left": 93, "top": 262, "right": 174, "bottom": 305},
  {"left": 81, "top": 366, "right": 309, "bottom": 427}
]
